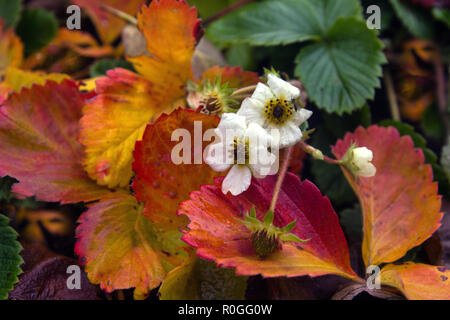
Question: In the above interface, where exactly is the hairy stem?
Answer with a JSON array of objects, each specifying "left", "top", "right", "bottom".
[
  {"left": 101, "top": 5, "right": 138, "bottom": 25},
  {"left": 299, "top": 141, "right": 341, "bottom": 165},
  {"left": 269, "top": 146, "right": 293, "bottom": 213},
  {"left": 383, "top": 68, "right": 401, "bottom": 121}
]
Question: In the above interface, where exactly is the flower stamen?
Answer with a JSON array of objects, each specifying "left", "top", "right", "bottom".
[{"left": 264, "top": 98, "right": 295, "bottom": 125}]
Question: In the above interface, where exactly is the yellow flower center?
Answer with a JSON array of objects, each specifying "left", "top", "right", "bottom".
[
  {"left": 264, "top": 98, "right": 295, "bottom": 125},
  {"left": 231, "top": 137, "right": 250, "bottom": 165}
]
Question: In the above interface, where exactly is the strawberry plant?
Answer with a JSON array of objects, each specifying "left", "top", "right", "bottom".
[{"left": 0, "top": 0, "right": 449, "bottom": 301}]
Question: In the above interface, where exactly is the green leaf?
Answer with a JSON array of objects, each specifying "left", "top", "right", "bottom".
[
  {"left": 188, "top": 0, "right": 241, "bottom": 18},
  {"left": 432, "top": 8, "right": 450, "bottom": 28},
  {"left": 295, "top": 18, "right": 386, "bottom": 114},
  {"left": 0, "top": 214, "right": 23, "bottom": 300},
  {"left": 16, "top": 9, "right": 58, "bottom": 56},
  {"left": 389, "top": 0, "right": 435, "bottom": 39},
  {"left": 90, "top": 59, "right": 135, "bottom": 78},
  {"left": 159, "top": 256, "right": 247, "bottom": 300},
  {"left": 226, "top": 44, "right": 255, "bottom": 70},
  {"left": 207, "top": 0, "right": 361, "bottom": 45},
  {"left": 420, "top": 104, "right": 445, "bottom": 141},
  {"left": 0, "top": 0, "right": 22, "bottom": 28},
  {"left": 0, "top": 177, "right": 16, "bottom": 202},
  {"left": 208, "top": 0, "right": 384, "bottom": 113},
  {"left": 263, "top": 210, "right": 274, "bottom": 226}
]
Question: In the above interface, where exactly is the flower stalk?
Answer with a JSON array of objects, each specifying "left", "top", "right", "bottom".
[{"left": 269, "top": 145, "right": 293, "bottom": 213}]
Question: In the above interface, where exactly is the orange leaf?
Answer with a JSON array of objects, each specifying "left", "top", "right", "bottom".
[
  {"left": 75, "top": 191, "right": 187, "bottom": 297},
  {"left": 22, "top": 29, "right": 113, "bottom": 75},
  {"left": 179, "top": 174, "right": 359, "bottom": 280},
  {"left": 51, "top": 28, "right": 113, "bottom": 58},
  {"left": 380, "top": 263, "right": 450, "bottom": 300},
  {"left": 128, "top": 0, "right": 201, "bottom": 106},
  {"left": 332, "top": 126, "right": 442, "bottom": 266},
  {"left": 133, "top": 108, "right": 220, "bottom": 224},
  {"left": 72, "top": 0, "right": 146, "bottom": 44},
  {"left": 80, "top": 1, "right": 200, "bottom": 188},
  {"left": 0, "top": 20, "right": 23, "bottom": 76},
  {"left": 0, "top": 80, "right": 110, "bottom": 203}
]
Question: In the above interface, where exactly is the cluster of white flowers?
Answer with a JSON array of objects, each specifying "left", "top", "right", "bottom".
[{"left": 206, "top": 74, "right": 312, "bottom": 196}]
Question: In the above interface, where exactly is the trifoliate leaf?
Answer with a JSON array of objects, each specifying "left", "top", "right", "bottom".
[
  {"left": 295, "top": 18, "right": 386, "bottom": 114},
  {"left": 0, "top": 0, "right": 22, "bottom": 28},
  {"left": 207, "top": 0, "right": 361, "bottom": 45},
  {"left": 389, "top": 0, "right": 435, "bottom": 39},
  {"left": 0, "top": 214, "right": 23, "bottom": 300},
  {"left": 16, "top": 9, "right": 58, "bottom": 56}
]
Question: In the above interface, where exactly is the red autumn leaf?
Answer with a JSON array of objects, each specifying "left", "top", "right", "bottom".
[
  {"left": 332, "top": 125, "right": 442, "bottom": 266},
  {"left": 0, "top": 80, "right": 111, "bottom": 203},
  {"left": 133, "top": 108, "right": 220, "bottom": 225},
  {"left": 179, "top": 173, "right": 358, "bottom": 280}
]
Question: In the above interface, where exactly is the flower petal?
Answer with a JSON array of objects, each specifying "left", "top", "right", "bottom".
[
  {"left": 216, "top": 113, "right": 247, "bottom": 139},
  {"left": 205, "top": 143, "right": 232, "bottom": 172},
  {"left": 251, "top": 82, "right": 273, "bottom": 105},
  {"left": 353, "top": 147, "right": 373, "bottom": 162},
  {"left": 278, "top": 123, "right": 302, "bottom": 148},
  {"left": 222, "top": 165, "right": 252, "bottom": 196},
  {"left": 249, "top": 147, "right": 278, "bottom": 178},
  {"left": 237, "top": 97, "right": 265, "bottom": 127},
  {"left": 246, "top": 122, "right": 273, "bottom": 148},
  {"left": 292, "top": 108, "right": 313, "bottom": 126},
  {"left": 358, "top": 162, "right": 376, "bottom": 177},
  {"left": 267, "top": 74, "right": 300, "bottom": 100}
]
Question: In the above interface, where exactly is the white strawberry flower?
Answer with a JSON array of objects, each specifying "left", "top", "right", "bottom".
[
  {"left": 237, "top": 73, "right": 312, "bottom": 148},
  {"left": 205, "top": 113, "right": 278, "bottom": 196},
  {"left": 350, "top": 147, "right": 376, "bottom": 177},
  {"left": 342, "top": 146, "right": 376, "bottom": 178}
]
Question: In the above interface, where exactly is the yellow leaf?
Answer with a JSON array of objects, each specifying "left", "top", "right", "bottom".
[
  {"left": 381, "top": 262, "right": 450, "bottom": 300},
  {"left": 75, "top": 191, "right": 188, "bottom": 296},
  {"left": 0, "top": 21, "right": 23, "bottom": 76},
  {"left": 2, "top": 67, "right": 70, "bottom": 92}
]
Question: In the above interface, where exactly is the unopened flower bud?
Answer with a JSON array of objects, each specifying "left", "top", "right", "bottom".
[{"left": 342, "top": 146, "right": 376, "bottom": 177}]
